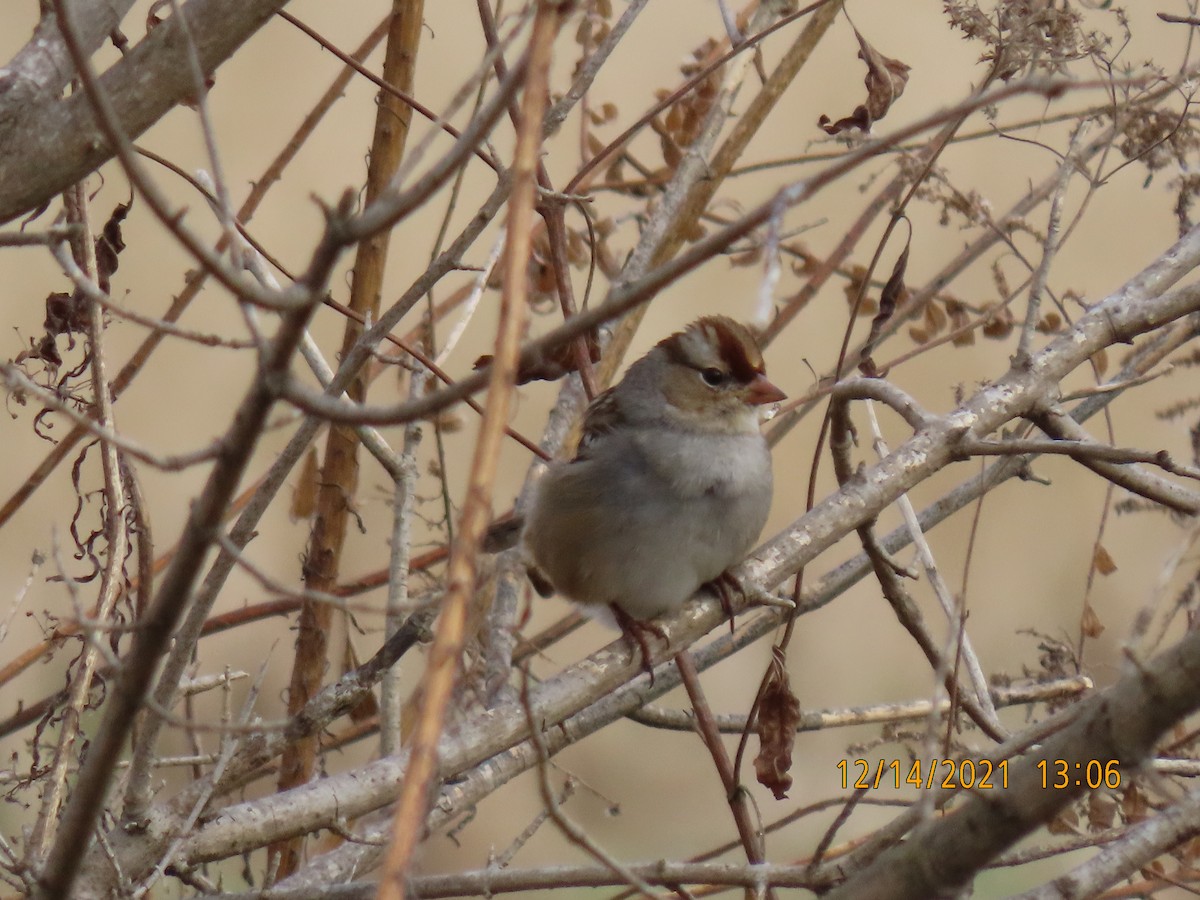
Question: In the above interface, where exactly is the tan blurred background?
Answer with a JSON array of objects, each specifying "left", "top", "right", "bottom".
[{"left": 1, "top": 2, "right": 1196, "bottom": 895}]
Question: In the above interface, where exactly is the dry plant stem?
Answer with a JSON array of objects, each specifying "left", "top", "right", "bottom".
[
  {"left": 597, "top": 0, "right": 840, "bottom": 392},
  {"left": 168, "top": 0, "right": 240, "bottom": 261},
  {"left": 0, "top": 364, "right": 220, "bottom": 470},
  {"left": 862, "top": 400, "right": 1002, "bottom": 731},
  {"left": 765, "top": 127, "right": 1116, "bottom": 442},
  {"left": 0, "top": 14, "right": 390, "bottom": 531},
  {"left": 674, "top": 651, "right": 770, "bottom": 885},
  {"left": 474, "top": 0, "right": 599, "bottom": 398},
  {"left": 381, "top": 373, "right": 423, "bottom": 757},
  {"left": 26, "top": 183, "right": 130, "bottom": 863},
  {"left": 45, "top": 1, "right": 299, "bottom": 314},
  {"left": 375, "top": 5, "right": 562, "bottom": 897},
  {"left": 128, "top": 173, "right": 513, "bottom": 832},
  {"left": 470, "top": 0, "right": 651, "bottom": 693},
  {"left": 1027, "top": 409, "right": 1200, "bottom": 513},
  {"left": 520, "top": 674, "right": 661, "bottom": 900},
  {"left": 277, "top": 77, "right": 1102, "bottom": 431},
  {"left": 277, "top": 9, "right": 500, "bottom": 173},
  {"left": 33, "top": 195, "right": 347, "bottom": 899},
  {"left": 32, "top": 15, "right": 368, "bottom": 867},
  {"left": 1014, "top": 123, "right": 1088, "bottom": 366},
  {"left": 775, "top": 67, "right": 999, "bottom": 684},
  {"left": 822, "top": 624, "right": 1200, "bottom": 900},
  {"left": 564, "top": 0, "right": 839, "bottom": 194},
  {"left": 0, "top": 224, "right": 82, "bottom": 245},
  {"left": 272, "top": 1, "right": 425, "bottom": 878},
  {"left": 228, "top": 862, "right": 828, "bottom": 899}
]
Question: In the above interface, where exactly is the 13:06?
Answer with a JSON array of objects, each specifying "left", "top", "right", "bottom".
[{"left": 1036, "top": 759, "right": 1122, "bottom": 789}]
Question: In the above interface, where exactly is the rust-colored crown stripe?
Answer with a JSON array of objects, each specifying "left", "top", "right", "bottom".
[{"left": 658, "top": 316, "right": 767, "bottom": 383}]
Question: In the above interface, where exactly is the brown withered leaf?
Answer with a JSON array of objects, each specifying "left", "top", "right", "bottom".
[
  {"left": 859, "top": 239, "right": 910, "bottom": 377},
  {"left": 1093, "top": 544, "right": 1117, "bottom": 576},
  {"left": 1087, "top": 791, "right": 1117, "bottom": 832},
  {"left": 945, "top": 298, "right": 975, "bottom": 346},
  {"left": 1037, "top": 311, "right": 1062, "bottom": 333},
  {"left": 660, "top": 131, "right": 683, "bottom": 169},
  {"left": 924, "top": 298, "right": 947, "bottom": 336},
  {"left": 1091, "top": 347, "right": 1109, "bottom": 377},
  {"left": 474, "top": 331, "right": 602, "bottom": 385},
  {"left": 44, "top": 290, "right": 88, "bottom": 339},
  {"left": 754, "top": 653, "right": 802, "bottom": 800},
  {"left": 729, "top": 246, "right": 763, "bottom": 268},
  {"left": 982, "top": 304, "right": 1015, "bottom": 339},
  {"left": 1047, "top": 807, "right": 1079, "bottom": 835},
  {"left": 1123, "top": 784, "right": 1148, "bottom": 822},
  {"left": 95, "top": 201, "right": 130, "bottom": 293},
  {"left": 819, "top": 28, "right": 910, "bottom": 135},
  {"left": 1080, "top": 603, "right": 1105, "bottom": 639}
]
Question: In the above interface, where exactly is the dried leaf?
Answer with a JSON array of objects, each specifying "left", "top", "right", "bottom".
[
  {"left": 946, "top": 299, "right": 974, "bottom": 346},
  {"left": 1093, "top": 545, "right": 1117, "bottom": 576},
  {"left": 924, "top": 298, "right": 947, "bottom": 335},
  {"left": 729, "top": 247, "right": 763, "bottom": 268},
  {"left": 1080, "top": 603, "right": 1105, "bottom": 639},
  {"left": 859, "top": 240, "right": 910, "bottom": 375},
  {"left": 1087, "top": 792, "right": 1116, "bottom": 832},
  {"left": 660, "top": 131, "right": 683, "bottom": 169},
  {"left": 754, "top": 656, "right": 802, "bottom": 800},
  {"left": 1037, "top": 311, "right": 1062, "bottom": 333},
  {"left": 680, "top": 219, "right": 705, "bottom": 243},
  {"left": 819, "top": 28, "right": 910, "bottom": 135},
  {"left": 981, "top": 304, "right": 1015, "bottom": 339},
  {"left": 1124, "top": 784, "right": 1148, "bottom": 822},
  {"left": 95, "top": 201, "right": 130, "bottom": 293},
  {"left": 951, "top": 328, "right": 976, "bottom": 347},
  {"left": 1091, "top": 347, "right": 1109, "bottom": 377},
  {"left": 1047, "top": 807, "right": 1078, "bottom": 835},
  {"left": 474, "top": 331, "right": 602, "bottom": 385}
]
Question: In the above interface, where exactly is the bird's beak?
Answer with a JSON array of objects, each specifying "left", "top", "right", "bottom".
[{"left": 747, "top": 374, "right": 786, "bottom": 406}]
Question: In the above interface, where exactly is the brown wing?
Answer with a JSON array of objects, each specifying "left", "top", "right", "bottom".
[{"left": 574, "top": 387, "right": 624, "bottom": 461}]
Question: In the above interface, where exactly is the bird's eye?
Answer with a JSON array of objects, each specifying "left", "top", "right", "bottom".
[{"left": 700, "top": 367, "right": 726, "bottom": 387}]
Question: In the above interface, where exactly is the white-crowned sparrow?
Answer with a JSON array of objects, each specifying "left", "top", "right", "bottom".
[{"left": 517, "top": 316, "right": 784, "bottom": 638}]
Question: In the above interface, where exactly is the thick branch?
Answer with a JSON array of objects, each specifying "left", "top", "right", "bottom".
[{"left": 0, "top": 0, "right": 289, "bottom": 224}]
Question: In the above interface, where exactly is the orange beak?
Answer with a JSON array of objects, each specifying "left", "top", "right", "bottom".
[{"left": 747, "top": 374, "right": 786, "bottom": 406}]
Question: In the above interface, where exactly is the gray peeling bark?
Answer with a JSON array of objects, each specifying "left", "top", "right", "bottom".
[{"left": 0, "top": 0, "right": 288, "bottom": 224}]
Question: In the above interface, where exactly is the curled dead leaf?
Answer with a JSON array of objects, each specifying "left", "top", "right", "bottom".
[
  {"left": 753, "top": 654, "right": 802, "bottom": 800},
  {"left": 859, "top": 239, "right": 910, "bottom": 376},
  {"left": 819, "top": 28, "right": 910, "bottom": 135}
]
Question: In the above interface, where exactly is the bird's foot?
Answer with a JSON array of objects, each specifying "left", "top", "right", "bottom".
[
  {"left": 703, "top": 570, "right": 745, "bottom": 635},
  {"left": 609, "top": 604, "right": 668, "bottom": 683}
]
